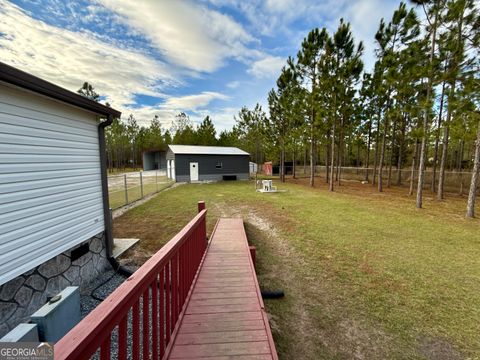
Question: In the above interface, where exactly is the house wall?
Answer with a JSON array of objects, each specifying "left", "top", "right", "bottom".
[
  {"left": 173, "top": 154, "right": 249, "bottom": 182},
  {"left": 0, "top": 232, "right": 109, "bottom": 337},
  {"left": 0, "top": 83, "right": 106, "bottom": 287}
]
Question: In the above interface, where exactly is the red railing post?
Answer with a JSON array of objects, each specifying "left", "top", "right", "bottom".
[
  {"left": 159, "top": 268, "right": 165, "bottom": 357},
  {"left": 198, "top": 200, "right": 205, "bottom": 213}
]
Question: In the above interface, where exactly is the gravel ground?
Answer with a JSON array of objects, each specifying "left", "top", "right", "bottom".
[
  {"left": 80, "top": 265, "right": 165, "bottom": 359},
  {"left": 80, "top": 266, "right": 137, "bottom": 317}
]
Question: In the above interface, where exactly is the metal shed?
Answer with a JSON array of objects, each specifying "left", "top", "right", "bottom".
[
  {"left": 166, "top": 145, "right": 250, "bottom": 182},
  {"left": 142, "top": 149, "right": 167, "bottom": 170}
]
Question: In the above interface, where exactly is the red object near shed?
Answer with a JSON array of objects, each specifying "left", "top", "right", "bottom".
[{"left": 263, "top": 162, "right": 273, "bottom": 176}]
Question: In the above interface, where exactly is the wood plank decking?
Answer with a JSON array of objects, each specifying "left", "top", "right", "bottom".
[{"left": 166, "top": 218, "right": 278, "bottom": 359}]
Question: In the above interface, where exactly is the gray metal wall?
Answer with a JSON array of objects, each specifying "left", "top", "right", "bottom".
[
  {"left": 143, "top": 151, "right": 166, "bottom": 170},
  {"left": 169, "top": 153, "right": 249, "bottom": 182}
]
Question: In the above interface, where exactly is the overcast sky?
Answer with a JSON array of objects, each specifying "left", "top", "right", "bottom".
[{"left": 1, "top": 0, "right": 402, "bottom": 132}]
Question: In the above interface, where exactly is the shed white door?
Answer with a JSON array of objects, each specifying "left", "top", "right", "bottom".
[{"left": 189, "top": 162, "right": 199, "bottom": 181}]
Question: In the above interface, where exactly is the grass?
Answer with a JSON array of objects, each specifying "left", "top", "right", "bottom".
[
  {"left": 107, "top": 167, "right": 143, "bottom": 175},
  {"left": 113, "top": 179, "right": 480, "bottom": 359},
  {"left": 108, "top": 181, "right": 173, "bottom": 209}
]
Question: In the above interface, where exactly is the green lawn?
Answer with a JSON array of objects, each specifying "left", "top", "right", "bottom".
[
  {"left": 113, "top": 180, "right": 480, "bottom": 359},
  {"left": 109, "top": 181, "right": 173, "bottom": 209}
]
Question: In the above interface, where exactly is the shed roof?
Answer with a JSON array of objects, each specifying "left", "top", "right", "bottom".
[
  {"left": 168, "top": 145, "right": 249, "bottom": 156},
  {"left": 0, "top": 61, "right": 121, "bottom": 118}
]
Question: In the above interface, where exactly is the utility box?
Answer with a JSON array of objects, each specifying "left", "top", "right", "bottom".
[{"left": 30, "top": 286, "right": 80, "bottom": 342}]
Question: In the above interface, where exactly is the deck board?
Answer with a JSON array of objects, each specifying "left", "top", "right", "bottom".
[{"left": 166, "top": 218, "right": 278, "bottom": 359}]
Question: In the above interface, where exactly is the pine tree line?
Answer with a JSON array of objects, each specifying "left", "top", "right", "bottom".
[{"left": 255, "top": 0, "right": 479, "bottom": 217}]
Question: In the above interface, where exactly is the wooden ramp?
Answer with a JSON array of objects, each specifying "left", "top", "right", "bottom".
[{"left": 166, "top": 218, "right": 278, "bottom": 359}]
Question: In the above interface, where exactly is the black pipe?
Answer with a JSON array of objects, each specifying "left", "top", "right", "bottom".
[
  {"left": 98, "top": 117, "right": 134, "bottom": 278},
  {"left": 261, "top": 290, "right": 285, "bottom": 299},
  {"left": 98, "top": 115, "right": 114, "bottom": 258},
  {"left": 107, "top": 256, "right": 134, "bottom": 277}
]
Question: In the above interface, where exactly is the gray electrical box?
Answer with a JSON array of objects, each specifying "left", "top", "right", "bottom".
[{"left": 30, "top": 286, "right": 80, "bottom": 342}]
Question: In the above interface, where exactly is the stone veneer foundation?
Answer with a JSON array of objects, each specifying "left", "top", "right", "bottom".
[{"left": 0, "top": 233, "right": 111, "bottom": 338}]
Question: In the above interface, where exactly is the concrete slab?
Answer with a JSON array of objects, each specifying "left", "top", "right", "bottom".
[
  {"left": 112, "top": 238, "right": 140, "bottom": 259},
  {"left": 0, "top": 323, "right": 38, "bottom": 342}
]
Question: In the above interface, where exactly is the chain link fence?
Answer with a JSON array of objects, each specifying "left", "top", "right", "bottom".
[
  {"left": 266, "top": 165, "right": 475, "bottom": 194},
  {"left": 108, "top": 170, "right": 173, "bottom": 209}
]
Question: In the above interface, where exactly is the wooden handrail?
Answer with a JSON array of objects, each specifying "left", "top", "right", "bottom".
[{"left": 55, "top": 204, "right": 208, "bottom": 360}]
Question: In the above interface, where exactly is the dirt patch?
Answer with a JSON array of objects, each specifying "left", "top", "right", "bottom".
[{"left": 418, "top": 337, "right": 464, "bottom": 360}]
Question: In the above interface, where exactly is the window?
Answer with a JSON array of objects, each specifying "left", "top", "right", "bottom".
[{"left": 216, "top": 161, "right": 222, "bottom": 169}]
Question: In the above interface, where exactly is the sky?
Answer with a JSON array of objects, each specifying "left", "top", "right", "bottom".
[{"left": 0, "top": 0, "right": 402, "bottom": 132}]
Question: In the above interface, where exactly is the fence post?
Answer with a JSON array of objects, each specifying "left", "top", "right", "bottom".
[
  {"left": 124, "top": 174, "right": 128, "bottom": 205},
  {"left": 156, "top": 170, "right": 158, "bottom": 192},
  {"left": 198, "top": 201, "right": 205, "bottom": 213},
  {"left": 140, "top": 171, "right": 144, "bottom": 198}
]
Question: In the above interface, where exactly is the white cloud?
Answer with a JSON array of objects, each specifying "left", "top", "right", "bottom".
[
  {"left": 161, "top": 92, "right": 230, "bottom": 112},
  {"left": 0, "top": 1, "right": 176, "bottom": 111},
  {"left": 247, "top": 56, "right": 286, "bottom": 79},
  {"left": 191, "top": 107, "right": 239, "bottom": 132},
  {"left": 205, "top": 0, "right": 400, "bottom": 70},
  {"left": 344, "top": 0, "right": 401, "bottom": 70},
  {"left": 122, "top": 92, "right": 230, "bottom": 130},
  {"left": 226, "top": 81, "right": 240, "bottom": 89},
  {"left": 96, "top": 0, "right": 257, "bottom": 73}
]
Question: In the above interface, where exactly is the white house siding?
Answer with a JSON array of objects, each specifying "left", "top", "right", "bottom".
[{"left": 0, "top": 83, "right": 105, "bottom": 286}]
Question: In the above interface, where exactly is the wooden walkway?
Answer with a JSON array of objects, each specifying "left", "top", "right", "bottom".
[{"left": 166, "top": 218, "right": 278, "bottom": 359}]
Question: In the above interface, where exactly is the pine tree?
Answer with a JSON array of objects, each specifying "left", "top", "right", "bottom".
[
  {"left": 197, "top": 116, "right": 217, "bottom": 146},
  {"left": 325, "top": 19, "right": 364, "bottom": 191},
  {"left": 374, "top": 2, "right": 420, "bottom": 192},
  {"left": 410, "top": 0, "right": 446, "bottom": 208},
  {"left": 77, "top": 82, "right": 100, "bottom": 101},
  {"left": 296, "top": 28, "right": 330, "bottom": 186}
]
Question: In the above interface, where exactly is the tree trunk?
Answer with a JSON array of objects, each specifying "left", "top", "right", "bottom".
[
  {"left": 329, "top": 120, "right": 336, "bottom": 192},
  {"left": 337, "top": 118, "right": 344, "bottom": 186},
  {"left": 466, "top": 123, "right": 480, "bottom": 218},
  {"left": 437, "top": 82, "right": 457, "bottom": 200},
  {"left": 416, "top": 120, "right": 428, "bottom": 208},
  {"left": 310, "top": 123, "right": 315, "bottom": 187},
  {"left": 372, "top": 114, "right": 380, "bottom": 187},
  {"left": 378, "top": 114, "right": 389, "bottom": 192},
  {"left": 458, "top": 139, "right": 465, "bottom": 195},
  {"left": 325, "top": 139, "right": 330, "bottom": 183},
  {"left": 409, "top": 140, "right": 419, "bottom": 196},
  {"left": 397, "top": 115, "right": 407, "bottom": 185},
  {"left": 304, "top": 143, "right": 307, "bottom": 176},
  {"left": 387, "top": 118, "right": 397, "bottom": 188},
  {"left": 437, "top": 122, "right": 450, "bottom": 199},
  {"left": 365, "top": 117, "right": 372, "bottom": 182},
  {"left": 356, "top": 140, "right": 360, "bottom": 173},
  {"left": 280, "top": 138, "right": 285, "bottom": 183},
  {"left": 293, "top": 144, "right": 296, "bottom": 179},
  {"left": 431, "top": 80, "right": 446, "bottom": 192}
]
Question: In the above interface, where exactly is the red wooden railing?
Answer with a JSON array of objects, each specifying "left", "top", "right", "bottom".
[{"left": 55, "top": 202, "right": 208, "bottom": 360}]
